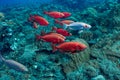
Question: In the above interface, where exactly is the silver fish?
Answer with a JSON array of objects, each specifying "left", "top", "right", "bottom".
[
  {"left": 0, "top": 54, "right": 28, "bottom": 72},
  {"left": 63, "top": 22, "right": 91, "bottom": 31}
]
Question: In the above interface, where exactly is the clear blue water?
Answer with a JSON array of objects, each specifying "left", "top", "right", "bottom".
[{"left": 0, "top": 0, "right": 52, "bottom": 10}]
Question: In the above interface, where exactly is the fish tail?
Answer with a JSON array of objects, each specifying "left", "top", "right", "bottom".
[
  {"left": 44, "top": 11, "right": 48, "bottom": 14},
  {"left": 54, "top": 19, "right": 59, "bottom": 23},
  {"left": 28, "top": 15, "right": 34, "bottom": 22},
  {"left": 36, "top": 35, "right": 42, "bottom": 40},
  {"left": 51, "top": 44, "right": 57, "bottom": 52},
  {"left": 54, "top": 19, "right": 63, "bottom": 25},
  {"left": 69, "top": 33, "right": 72, "bottom": 36},
  {"left": 40, "top": 30, "right": 46, "bottom": 36},
  {"left": 52, "top": 27, "right": 57, "bottom": 31},
  {"left": 54, "top": 19, "right": 60, "bottom": 23},
  {"left": 63, "top": 23, "right": 69, "bottom": 30}
]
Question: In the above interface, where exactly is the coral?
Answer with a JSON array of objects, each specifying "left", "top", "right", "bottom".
[
  {"left": 81, "top": 7, "right": 98, "bottom": 19},
  {"left": 18, "top": 44, "right": 38, "bottom": 63},
  {"left": 66, "top": 65, "right": 87, "bottom": 80},
  {"left": 110, "top": 40, "right": 120, "bottom": 53},
  {"left": 66, "top": 64, "right": 100, "bottom": 80},
  {"left": 98, "top": 59, "right": 120, "bottom": 80},
  {"left": 112, "top": 16, "right": 120, "bottom": 27},
  {"left": 91, "top": 75, "right": 106, "bottom": 80},
  {"left": 0, "top": 74, "right": 11, "bottom": 80},
  {"left": 90, "top": 32, "right": 120, "bottom": 67},
  {"left": 31, "top": 51, "right": 65, "bottom": 80},
  {"left": 85, "top": 66, "right": 99, "bottom": 78},
  {"left": 108, "top": 3, "right": 120, "bottom": 16},
  {"left": 0, "top": 12, "right": 5, "bottom": 21},
  {"left": 78, "top": 31, "right": 94, "bottom": 42},
  {"left": 35, "top": 40, "right": 52, "bottom": 51}
]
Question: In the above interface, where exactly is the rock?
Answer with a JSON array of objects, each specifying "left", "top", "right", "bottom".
[{"left": 0, "top": 12, "right": 5, "bottom": 21}]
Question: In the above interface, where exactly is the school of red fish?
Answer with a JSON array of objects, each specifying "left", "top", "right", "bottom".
[
  {"left": 0, "top": 11, "right": 92, "bottom": 73},
  {"left": 28, "top": 11, "right": 91, "bottom": 53}
]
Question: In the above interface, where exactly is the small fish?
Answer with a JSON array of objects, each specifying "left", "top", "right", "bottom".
[
  {"left": 0, "top": 54, "right": 28, "bottom": 72},
  {"left": 36, "top": 34, "right": 65, "bottom": 44},
  {"left": 29, "top": 15, "right": 49, "bottom": 26},
  {"left": 44, "top": 11, "right": 64, "bottom": 19},
  {"left": 52, "top": 42, "right": 87, "bottom": 53},
  {"left": 4, "top": 60, "right": 28, "bottom": 72},
  {"left": 62, "top": 12, "right": 71, "bottom": 18},
  {"left": 55, "top": 19, "right": 74, "bottom": 25},
  {"left": 52, "top": 27, "right": 72, "bottom": 36},
  {"left": 63, "top": 22, "right": 92, "bottom": 31}
]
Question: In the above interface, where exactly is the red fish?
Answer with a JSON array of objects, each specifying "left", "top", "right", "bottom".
[
  {"left": 40, "top": 31, "right": 66, "bottom": 39},
  {"left": 52, "top": 42, "right": 87, "bottom": 53},
  {"left": 36, "top": 34, "right": 65, "bottom": 44},
  {"left": 52, "top": 27, "right": 72, "bottom": 36},
  {"left": 29, "top": 15, "right": 49, "bottom": 26},
  {"left": 55, "top": 19, "right": 74, "bottom": 25},
  {"left": 62, "top": 12, "right": 71, "bottom": 18},
  {"left": 44, "top": 11, "right": 64, "bottom": 19},
  {"left": 48, "top": 32, "right": 66, "bottom": 39}
]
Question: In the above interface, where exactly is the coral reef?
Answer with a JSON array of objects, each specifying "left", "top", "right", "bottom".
[{"left": 0, "top": 0, "right": 120, "bottom": 80}]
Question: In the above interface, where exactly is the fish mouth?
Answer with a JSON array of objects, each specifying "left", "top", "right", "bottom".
[{"left": 88, "top": 25, "right": 92, "bottom": 29}]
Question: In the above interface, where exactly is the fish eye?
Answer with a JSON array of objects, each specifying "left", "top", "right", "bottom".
[{"left": 84, "top": 25, "right": 88, "bottom": 28}]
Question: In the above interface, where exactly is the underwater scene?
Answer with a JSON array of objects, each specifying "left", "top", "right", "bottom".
[{"left": 0, "top": 0, "right": 120, "bottom": 80}]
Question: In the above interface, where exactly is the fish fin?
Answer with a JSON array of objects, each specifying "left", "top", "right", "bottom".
[
  {"left": 63, "top": 23, "right": 69, "bottom": 30},
  {"left": 36, "top": 35, "right": 42, "bottom": 40},
  {"left": 78, "top": 30, "right": 83, "bottom": 34},
  {"left": 54, "top": 19, "right": 63, "bottom": 25},
  {"left": 69, "top": 33, "right": 72, "bottom": 36},
  {"left": 52, "top": 27, "right": 57, "bottom": 31},
  {"left": 54, "top": 19, "right": 60, "bottom": 23},
  {"left": 51, "top": 44, "right": 57, "bottom": 52}
]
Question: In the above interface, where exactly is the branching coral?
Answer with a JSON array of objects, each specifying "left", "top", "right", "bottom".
[{"left": 112, "top": 16, "right": 120, "bottom": 27}]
